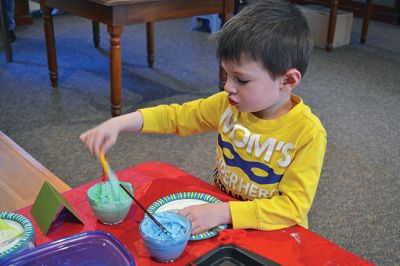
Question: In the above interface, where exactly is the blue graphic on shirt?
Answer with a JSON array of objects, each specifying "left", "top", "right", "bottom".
[{"left": 218, "top": 134, "right": 283, "bottom": 184}]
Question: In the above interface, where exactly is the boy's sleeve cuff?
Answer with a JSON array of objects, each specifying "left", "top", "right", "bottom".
[
  {"left": 229, "top": 201, "right": 258, "bottom": 229},
  {"left": 138, "top": 107, "right": 166, "bottom": 133}
]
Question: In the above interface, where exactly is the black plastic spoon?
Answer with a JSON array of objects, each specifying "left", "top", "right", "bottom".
[{"left": 119, "top": 183, "right": 170, "bottom": 235}]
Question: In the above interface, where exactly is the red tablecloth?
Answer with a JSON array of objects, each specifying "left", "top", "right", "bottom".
[{"left": 16, "top": 162, "right": 372, "bottom": 266}]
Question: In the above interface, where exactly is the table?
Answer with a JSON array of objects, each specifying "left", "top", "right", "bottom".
[
  {"left": 36, "top": 0, "right": 234, "bottom": 116},
  {"left": 16, "top": 162, "right": 373, "bottom": 265},
  {"left": 0, "top": 131, "right": 71, "bottom": 212}
]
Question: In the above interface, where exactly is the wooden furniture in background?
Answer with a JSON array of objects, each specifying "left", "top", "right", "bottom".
[
  {"left": 0, "top": 131, "right": 71, "bottom": 212},
  {"left": 293, "top": 0, "right": 399, "bottom": 24},
  {"left": 0, "top": 0, "right": 12, "bottom": 61},
  {"left": 292, "top": 0, "right": 374, "bottom": 51},
  {"left": 34, "top": 0, "right": 234, "bottom": 116}
]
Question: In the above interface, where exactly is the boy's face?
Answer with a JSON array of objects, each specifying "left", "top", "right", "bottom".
[{"left": 222, "top": 58, "right": 290, "bottom": 119}]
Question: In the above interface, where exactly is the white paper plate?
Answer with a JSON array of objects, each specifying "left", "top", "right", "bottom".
[
  {"left": 0, "top": 212, "right": 35, "bottom": 259},
  {"left": 147, "top": 192, "right": 228, "bottom": 241}
]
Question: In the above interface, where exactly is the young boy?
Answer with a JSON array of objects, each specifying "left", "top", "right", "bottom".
[{"left": 80, "top": 0, "right": 326, "bottom": 235}]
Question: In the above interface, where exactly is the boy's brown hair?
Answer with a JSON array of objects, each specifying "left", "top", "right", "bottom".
[{"left": 216, "top": 0, "right": 312, "bottom": 79}]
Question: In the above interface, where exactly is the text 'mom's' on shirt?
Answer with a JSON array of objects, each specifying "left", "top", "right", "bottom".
[{"left": 139, "top": 91, "right": 326, "bottom": 231}]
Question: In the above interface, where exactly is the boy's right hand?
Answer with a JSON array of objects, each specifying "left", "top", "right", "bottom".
[
  {"left": 80, "top": 111, "right": 144, "bottom": 159},
  {"left": 79, "top": 118, "right": 121, "bottom": 159}
]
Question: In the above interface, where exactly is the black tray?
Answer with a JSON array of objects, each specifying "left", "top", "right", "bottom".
[{"left": 190, "top": 244, "right": 280, "bottom": 266}]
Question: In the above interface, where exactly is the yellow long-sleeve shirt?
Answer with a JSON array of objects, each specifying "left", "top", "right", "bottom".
[{"left": 139, "top": 91, "right": 326, "bottom": 230}]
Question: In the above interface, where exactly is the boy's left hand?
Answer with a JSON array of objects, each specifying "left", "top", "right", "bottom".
[{"left": 178, "top": 202, "right": 231, "bottom": 235}]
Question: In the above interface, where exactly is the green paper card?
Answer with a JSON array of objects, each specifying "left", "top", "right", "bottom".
[{"left": 30, "top": 181, "right": 83, "bottom": 235}]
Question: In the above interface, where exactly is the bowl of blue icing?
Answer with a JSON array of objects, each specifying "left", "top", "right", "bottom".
[{"left": 139, "top": 211, "right": 192, "bottom": 262}]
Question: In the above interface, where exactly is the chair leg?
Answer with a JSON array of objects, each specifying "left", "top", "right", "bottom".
[
  {"left": 43, "top": 6, "right": 58, "bottom": 88},
  {"left": 146, "top": 22, "right": 154, "bottom": 68},
  {"left": 0, "top": 0, "right": 13, "bottom": 62},
  {"left": 360, "top": 0, "right": 373, "bottom": 44},
  {"left": 326, "top": 0, "right": 338, "bottom": 52},
  {"left": 92, "top": 21, "right": 100, "bottom": 48}
]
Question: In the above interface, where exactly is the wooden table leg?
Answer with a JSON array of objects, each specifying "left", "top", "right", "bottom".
[
  {"left": 92, "top": 21, "right": 100, "bottom": 48},
  {"left": 146, "top": 22, "right": 155, "bottom": 68},
  {"left": 108, "top": 25, "right": 123, "bottom": 117},
  {"left": 0, "top": 0, "right": 12, "bottom": 62},
  {"left": 43, "top": 6, "right": 58, "bottom": 87},
  {"left": 218, "top": 0, "right": 234, "bottom": 90},
  {"left": 326, "top": 0, "right": 338, "bottom": 52},
  {"left": 360, "top": 0, "right": 373, "bottom": 44}
]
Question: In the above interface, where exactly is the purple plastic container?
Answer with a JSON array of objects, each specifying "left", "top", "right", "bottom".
[{"left": 0, "top": 230, "right": 135, "bottom": 266}]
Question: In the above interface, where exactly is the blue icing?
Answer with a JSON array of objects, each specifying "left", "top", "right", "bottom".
[{"left": 140, "top": 212, "right": 191, "bottom": 262}]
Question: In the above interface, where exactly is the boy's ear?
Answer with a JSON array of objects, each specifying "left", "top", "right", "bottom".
[{"left": 280, "top": 69, "right": 302, "bottom": 92}]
